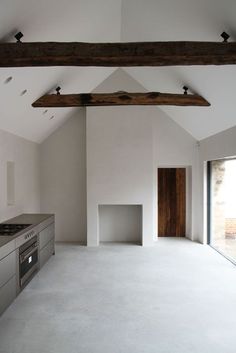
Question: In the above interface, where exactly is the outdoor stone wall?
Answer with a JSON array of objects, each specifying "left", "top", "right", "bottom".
[
  {"left": 225, "top": 218, "right": 236, "bottom": 238},
  {"left": 211, "top": 160, "right": 226, "bottom": 240}
]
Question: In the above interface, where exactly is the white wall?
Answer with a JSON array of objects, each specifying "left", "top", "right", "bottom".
[
  {"left": 200, "top": 126, "right": 236, "bottom": 161},
  {"left": 99, "top": 205, "right": 142, "bottom": 243},
  {"left": 87, "top": 69, "right": 154, "bottom": 246},
  {"left": 198, "top": 125, "right": 236, "bottom": 244},
  {"left": 152, "top": 109, "right": 198, "bottom": 240},
  {"left": 40, "top": 110, "right": 87, "bottom": 243},
  {"left": 0, "top": 67, "right": 218, "bottom": 245},
  {"left": 87, "top": 106, "right": 154, "bottom": 246},
  {"left": 0, "top": 128, "right": 40, "bottom": 222},
  {"left": 86, "top": 69, "right": 198, "bottom": 246}
]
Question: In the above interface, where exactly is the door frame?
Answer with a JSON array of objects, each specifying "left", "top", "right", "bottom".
[{"left": 156, "top": 165, "right": 192, "bottom": 239}]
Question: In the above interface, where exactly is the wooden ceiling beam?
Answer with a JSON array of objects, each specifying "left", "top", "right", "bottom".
[
  {"left": 0, "top": 41, "right": 236, "bottom": 67},
  {"left": 32, "top": 92, "right": 210, "bottom": 107}
]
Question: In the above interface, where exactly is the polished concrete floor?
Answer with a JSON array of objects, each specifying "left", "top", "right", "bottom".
[{"left": 1, "top": 238, "right": 236, "bottom": 353}]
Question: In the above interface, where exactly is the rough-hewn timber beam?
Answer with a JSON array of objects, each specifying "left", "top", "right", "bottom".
[
  {"left": 0, "top": 41, "right": 236, "bottom": 67},
  {"left": 32, "top": 92, "right": 210, "bottom": 107}
]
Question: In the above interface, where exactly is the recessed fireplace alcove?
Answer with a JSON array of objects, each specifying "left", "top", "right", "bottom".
[{"left": 98, "top": 205, "right": 142, "bottom": 244}]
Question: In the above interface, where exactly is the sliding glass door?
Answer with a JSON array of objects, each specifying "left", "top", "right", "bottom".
[{"left": 208, "top": 159, "right": 236, "bottom": 262}]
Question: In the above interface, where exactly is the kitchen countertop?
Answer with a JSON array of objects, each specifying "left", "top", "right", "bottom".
[{"left": 0, "top": 214, "right": 54, "bottom": 248}]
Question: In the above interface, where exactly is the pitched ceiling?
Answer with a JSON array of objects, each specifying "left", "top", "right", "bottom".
[
  {"left": 0, "top": 0, "right": 121, "bottom": 142},
  {"left": 121, "top": 0, "right": 236, "bottom": 141},
  {"left": 0, "top": 0, "right": 236, "bottom": 142}
]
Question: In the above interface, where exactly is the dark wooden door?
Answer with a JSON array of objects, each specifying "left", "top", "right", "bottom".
[{"left": 158, "top": 168, "right": 186, "bottom": 237}]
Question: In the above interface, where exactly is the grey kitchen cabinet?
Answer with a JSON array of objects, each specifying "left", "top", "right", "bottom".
[
  {"left": 39, "top": 222, "right": 54, "bottom": 250},
  {"left": 39, "top": 222, "right": 55, "bottom": 268},
  {"left": 0, "top": 214, "right": 55, "bottom": 317},
  {"left": 0, "top": 250, "right": 16, "bottom": 289},
  {"left": 0, "top": 240, "right": 15, "bottom": 262},
  {"left": 0, "top": 276, "right": 16, "bottom": 315},
  {"left": 40, "top": 239, "right": 54, "bottom": 268},
  {"left": 0, "top": 245, "right": 16, "bottom": 316}
]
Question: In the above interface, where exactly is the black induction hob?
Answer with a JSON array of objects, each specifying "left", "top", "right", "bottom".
[{"left": 0, "top": 224, "right": 31, "bottom": 236}]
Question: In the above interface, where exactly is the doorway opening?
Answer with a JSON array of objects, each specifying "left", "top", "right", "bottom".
[
  {"left": 208, "top": 159, "right": 236, "bottom": 262},
  {"left": 158, "top": 168, "right": 186, "bottom": 237}
]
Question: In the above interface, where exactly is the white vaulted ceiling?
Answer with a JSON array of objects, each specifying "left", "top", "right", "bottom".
[
  {"left": 0, "top": 0, "right": 236, "bottom": 142},
  {"left": 121, "top": 0, "right": 236, "bottom": 141},
  {"left": 0, "top": 0, "right": 121, "bottom": 142}
]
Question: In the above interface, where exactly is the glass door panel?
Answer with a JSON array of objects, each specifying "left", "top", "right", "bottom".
[{"left": 209, "top": 159, "right": 236, "bottom": 262}]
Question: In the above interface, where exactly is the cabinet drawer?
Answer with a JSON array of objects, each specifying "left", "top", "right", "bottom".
[
  {"left": 0, "top": 276, "right": 16, "bottom": 316},
  {"left": 0, "top": 241, "right": 15, "bottom": 261},
  {"left": 39, "top": 223, "right": 54, "bottom": 250},
  {"left": 40, "top": 239, "right": 54, "bottom": 268},
  {"left": 0, "top": 251, "right": 16, "bottom": 289}
]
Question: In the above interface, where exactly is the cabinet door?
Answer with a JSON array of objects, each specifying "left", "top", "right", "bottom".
[
  {"left": 0, "top": 251, "right": 16, "bottom": 289},
  {"left": 40, "top": 239, "right": 54, "bottom": 268},
  {"left": 0, "top": 241, "right": 15, "bottom": 261},
  {"left": 0, "top": 276, "right": 16, "bottom": 315},
  {"left": 39, "top": 223, "right": 54, "bottom": 250}
]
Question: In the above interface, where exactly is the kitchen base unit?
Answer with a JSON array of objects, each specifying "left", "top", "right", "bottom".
[
  {"left": 0, "top": 276, "right": 16, "bottom": 316},
  {"left": 0, "top": 213, "right": 55, "bottom": 316},
  {"left": 39, "top": 218, "right": 55, "bottom": 268},
  {"left": 0, "top": 241, "right": 17, "bottom": 316}
]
